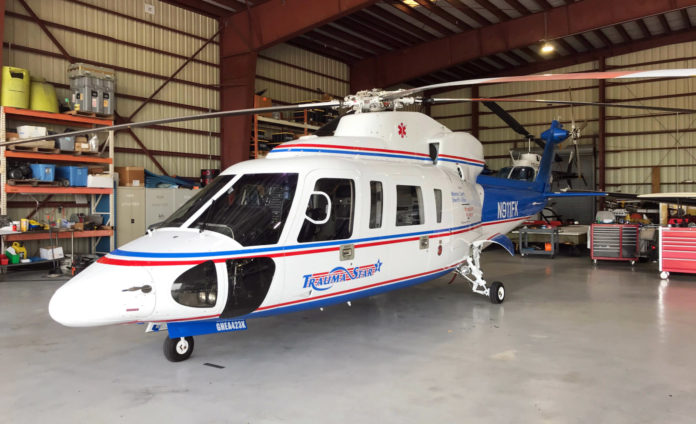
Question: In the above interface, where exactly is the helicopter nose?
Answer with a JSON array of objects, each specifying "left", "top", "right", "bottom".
[
  {"left": 49, "top": 262, "right": 156, "bottom": 327},
  {"left": 48, "top": 284, "right": 85, "bottom": 327}
]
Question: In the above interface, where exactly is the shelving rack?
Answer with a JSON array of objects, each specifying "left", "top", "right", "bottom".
[
  {"left": 251, "top": 111, "right": 320, "bottom": 159},
  {"left": 0, "top": 106, "right": 115, "bottom": 255}
]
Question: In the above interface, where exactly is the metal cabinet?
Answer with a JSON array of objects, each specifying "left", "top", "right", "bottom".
[
  {"left": 659, "top": 227, "right": 696, "bottom": 279},
  {"left": 590, "top": 224, "right": 639, "bottom": 265},
  {"left": 174, "top": 188, "right": 196, "bottom": 209},
  {"left": 145, "top": 188, "right": 176, "bottom": 228},
  {"left": 116, "top": 187, "right": 145, "bottom": 247}
]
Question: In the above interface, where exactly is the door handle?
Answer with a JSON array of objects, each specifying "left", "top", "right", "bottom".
[
  {"left": 340, "top": 244, "right": 354, "bottom": 261},
  {"left": 419, "top": 235, "right": 429, "bottom": 250}
]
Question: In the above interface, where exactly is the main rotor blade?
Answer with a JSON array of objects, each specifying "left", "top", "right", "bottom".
[
  {"left": 386, "top": 69, "right": 696, "bottom": 100},
  {"left": 0, "top": 101, "right": 342, "bottom": 147},
  {"left": 426, "top": 97, "right": 696, "bottom": 114},
  {"left": 482, "top": 101, "right": 532, "bottom": 138}
]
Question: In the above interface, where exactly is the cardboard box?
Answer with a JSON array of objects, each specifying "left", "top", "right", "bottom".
[
  {"left": 17, "top": 125, "right": 47, "bottom": 138},
  {"left": 40, "top": 246, "right": 64, "bottom": 260},
  {"left": 5, "top": 132, "right": 19, "bottom": 140},
  {"left": 115, "top": 166, "right": 144, "bottom": 187},
  {"left": 74, "top": 136, "right": 90, "bottom": 152},
  {"left": 73, "top": 222, "right": 84, "bottom": 231},
  {"left": 88, "top": 166, "right": 106, "bottom": 174},
  {"left": 87, "top": 174, "right": 113, "bottom": 188}
]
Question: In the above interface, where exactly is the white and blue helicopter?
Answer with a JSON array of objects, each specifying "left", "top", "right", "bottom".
[{"left": 8, "top": 69, "right": 692, "bottom": 361}]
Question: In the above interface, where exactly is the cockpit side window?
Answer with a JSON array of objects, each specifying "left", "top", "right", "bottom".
[
  {"left": 190, "top": 173, "right": 299, "bottom": 246},
  {"left": 298, "top": 178, "right": 355, "bottom": 243},
  {"left": 509, "top": 166, "right": 536, "bottom": 182}
]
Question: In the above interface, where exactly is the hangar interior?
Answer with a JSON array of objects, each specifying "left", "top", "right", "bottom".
[{"left": 1, "top": 0, "right": 696, "bottom": 422}]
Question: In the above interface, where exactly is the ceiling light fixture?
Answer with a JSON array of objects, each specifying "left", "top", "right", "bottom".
[
  {"left": 540, "top": 42, "right": 555, "bottom": 54},
  {"left": 539, "top": 12, "right": 554, "bottom": 55},
  {"left": 403, "top": 0, "right": 419, "bottom": 7}
]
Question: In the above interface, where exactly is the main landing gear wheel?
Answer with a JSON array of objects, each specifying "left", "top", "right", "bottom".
[
  {"left": 163, "top": 336, "right": 194, "bottom": 362},
  {"left": 490, "top": 281, "right": 505, "bottom": 304},
  {"left": 456, "top": 243, "right": 506, "bottom": 305}
]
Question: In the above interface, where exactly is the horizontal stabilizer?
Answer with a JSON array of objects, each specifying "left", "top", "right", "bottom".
[{"left": 485, "top": 234, "right": 515, "bottom": 256}]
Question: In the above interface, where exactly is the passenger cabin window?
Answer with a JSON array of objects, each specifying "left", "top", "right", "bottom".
[
  {"left": 190, "top": 173, "right": 298, "bottom": 246},
  {"left": 434, "top": 189, "right": 442, "bottom": 223},
  {"left": 369, "top": 181, "right": 383, "bottom": 229},
  {"left": 396, "top": 185, "right": 424, "bottom": 226},
  {"left": 299, "top": 178, "right": 355, "bottom": 242}
]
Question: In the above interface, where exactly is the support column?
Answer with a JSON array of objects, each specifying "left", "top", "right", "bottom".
[
  {"left": 471, "top": 86, "right": 479, "bottom": 139},
  {"left": 0, "top": 0, "right": 5, "bottom": 96},
  {"left": 598, "top": 56, "right": 606, "bottom": 192},
  {"left": 219, "top": 51, "right": 257, "bottom": 169}
]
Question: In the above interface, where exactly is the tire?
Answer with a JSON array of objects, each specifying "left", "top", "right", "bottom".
[
  {"left": 490, "top": 281, "right": 505, "bottom": 304},
  {"left": 660, "top": 271, "right": 669, "bottom": 280},
  {"left": 163, "top": 336, "right": 194, "bottom": 362}
]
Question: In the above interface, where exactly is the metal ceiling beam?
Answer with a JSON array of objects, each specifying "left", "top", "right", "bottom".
[
  {"left": 337, "top": 16, "right": 409, "bottom": 49},
  {"left": 657, "top": 13, "right": 672, "bottom": 33},
  {"left": 504, "top": 0, "right": 531, "bottom": 16},
  {"left": 287, "top": 38, "right": 357, "bottom": 63},
  {"left": 160, "top": 0, "right": 230, "bottom": 18},
  {"left": 364, "top": 7, "right": 434, "bottom": 42},
  {"left": 486, "top": 25, "right": 696, "bottom": 78},
  {"left": 442, "top": 0, "right": 490, "bottom": 26},
  {"left": 413, "top": 0, "right": 472, "bottom": 30},
  {"left": 352, "top": 0, "right": 696, "bottom": 90},
  {"left": 592, "top": 29, "right": 613, "bottom": 47},
  {"left": 614, "top": 24, "right": 632, "bottom": 43},
  {"left": 307, "top": 30, "right": 372, "bottom": 58},
  {"left": 681, "top": 8, "right": 692, "bottom": 26},
  {"left": 574, "top": 33, "right": 595, "bottom": 50},
  {"left": 636, "top": 19, "right": 652, "bottom": 38},
  {"left": 221, "top": 0, "right": 380, "bottom": 56},
  {"left": 384, "top": 0, "right": 455, "bottom": 36},
  {"left": 475, "top": 0, "right": 511, "bottom": 22},
  {"left": 320, "top": 24, "right": 391, "bottom": 54}
]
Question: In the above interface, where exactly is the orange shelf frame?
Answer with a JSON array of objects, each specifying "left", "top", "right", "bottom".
[
  {"left": 5, "top": 186, "right": 112, "bottom": 195},
  {"left": 4, "top": 150, "right": 112, "bottom": 164},
  {"left": 5, "top": 229, "right": 113, "bottom": 242},
  {"left": 3, "top": 107, "right": 113, "bottom": 127}
]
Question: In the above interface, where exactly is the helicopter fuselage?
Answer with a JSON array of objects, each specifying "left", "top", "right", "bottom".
[{"left": 49, "top": 111, "right": 549, "bottom": 339}]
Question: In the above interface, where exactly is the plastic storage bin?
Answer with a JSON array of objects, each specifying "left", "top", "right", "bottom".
[
  {"left": 1, "top": 66, "right": 30, "bottom": 108},
  {"left": 57, "top": 136, "right": 75, "bottom": 151},
  {"left": 29, "top": 164, "right": 55, "bottom": 182},
  {"left": 55, "top": 165, "right": 87, "bottom": 186}
]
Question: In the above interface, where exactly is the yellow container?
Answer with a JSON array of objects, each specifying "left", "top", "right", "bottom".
[
  {"left": 29, "top": 78, "right": 59, "bottom": 113},
  {"left": 11, "top": 242, "right": 27, "bottom": 259},
  {"left": 1, "top": 66, "right": 31, "bottom": 108}
]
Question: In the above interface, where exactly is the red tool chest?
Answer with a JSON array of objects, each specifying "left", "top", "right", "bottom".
[
  {"left": 590, "top": 224, "right": 640, "bottom": 265},
  {"left": 659, "top": 227, "right": 696, "bottom": 279}
]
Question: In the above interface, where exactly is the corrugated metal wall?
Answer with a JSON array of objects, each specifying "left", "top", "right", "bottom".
[
  {"left": 431, "top": 42, "right": 696, "bottom": 195},
  {"left": 2, "top": 0, "right": 220, "bottom": 256},
  {"left": 257, "top": 44, "right": 350, "bottom": 103},
  {"left": 3, "top": 0, "right": 220, "bottom": 178}
]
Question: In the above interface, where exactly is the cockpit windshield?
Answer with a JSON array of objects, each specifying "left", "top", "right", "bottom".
[
  {"left": 190, "top": 173, "right": 299, "bottom": 246},
  {"left": 160, "top": 175, "right": 235, "bottom": 228}
]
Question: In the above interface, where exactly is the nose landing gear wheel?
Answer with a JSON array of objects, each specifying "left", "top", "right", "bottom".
[
  {"left": 490, "top": 281, "right": 505, "bottom": 304},
  {"left": 164, "top": 336, "right": 194, "bottom": 362}
]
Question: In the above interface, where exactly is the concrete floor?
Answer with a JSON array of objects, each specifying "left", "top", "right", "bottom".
[{"left": 1, "top": 251, "right": 695, "bottom": 423}]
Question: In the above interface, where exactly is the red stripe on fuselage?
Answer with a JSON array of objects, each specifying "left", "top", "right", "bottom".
[{"left": 98, "top": 217, "right": 529, "bottom": 267}]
